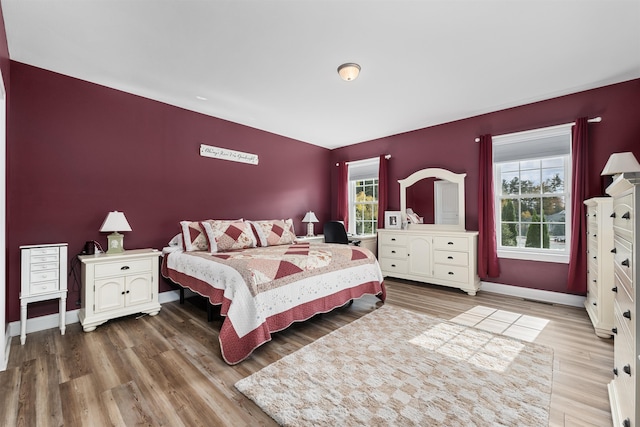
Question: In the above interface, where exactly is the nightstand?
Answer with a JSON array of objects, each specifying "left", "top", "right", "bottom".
[
  {"left": 296, "top": 235, "right": 325, "bottom": 243},
  {"left": 78, "top": 249, "right": 161, "bottom": 332},
  {"left": 20, "top": 243, "right": 68, "bottom": 345}
]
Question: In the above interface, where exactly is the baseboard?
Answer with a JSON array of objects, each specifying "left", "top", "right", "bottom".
[
  {"left": 8, "top": 289, "right": 182, "bottom": 338},
  {"left": 1, "top": 325, "right": 10, "bottom": 371},
  {"left": 480, "top": 281, "right": 586, "bottom": 308}
]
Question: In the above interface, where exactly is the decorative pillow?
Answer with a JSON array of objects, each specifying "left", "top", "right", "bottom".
[
  {"left": 202, "top": 220, "right": 256, "bottom": 253},
  {"left": 249, "top": 219, "right": 296, "bottom": 247},
  {"left": 168, "top": 233, "right": 184, "bottom": 249},
  {"left": 180, "top": 221, "right": 210, "bottom": 251}
]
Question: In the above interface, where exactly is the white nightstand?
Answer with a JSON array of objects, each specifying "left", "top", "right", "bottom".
[
  {"left": 296, "top": 235, "right": 325, "bottom": 243},
  {"left": 20, "top": 243, "right": 68, "bottom": 345},
  {"left": 78, "top": 249, "right": 161, "bottom": 332}
]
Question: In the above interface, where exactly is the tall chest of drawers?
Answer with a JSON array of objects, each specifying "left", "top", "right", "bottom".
[
  {"left": 20, "top": 243, "right": 68, "bottom": 345},
  {"left": 584, "top": 197, "right": 615, "bottom": 338},
  {"left": 607, "top": 172, "right": 640, "bottom": 427}
]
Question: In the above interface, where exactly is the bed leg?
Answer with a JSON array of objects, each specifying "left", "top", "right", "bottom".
[
  {"left": 180, "top": 288, "right": 185, "bottom": 304},
  {"left": 207, "top": 302, "right": 213, "bottom": 322}
]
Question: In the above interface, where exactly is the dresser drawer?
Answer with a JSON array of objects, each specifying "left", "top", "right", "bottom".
[
  {"left": 434, "top": 264, "right": 469, "bottom": 283},
  {"left": 379, "top": 258, "right": 408, "bottom": 275},
  {"left": 434, "top": 250, "right": 469, "bottom": 266},
  {"left": 29, "top": 247, "right": 60, "bottom": 257},
  {"left": 613, "top": 304, "right": 636, "bottom": 410},
  {"left": 30, "top": 262, "right": 60, "bottom": 272},
  {"left": 30, "top": 254, "right": 60, "bottom": 264},
  {"left": 612, "top": 193, "right": 633, "bottom": 241},
  {"left": 379, "top": 245, "right": 407, "bottom": 259},
  {"left": 29, "top": 280, "right": 59, "bottom": 295},
  {"left": 613, "top": 236, "right": 633, "bottom": 292},
  {"left": 94, "top": 259, "right": 153, "bottom": 278},
  {"left": 615, "top": 273, "right": 635, "bottom": 339},
  {"left": 432, "top": 236, "right": 469, "bottom": 251},
  {"left": 378, "top": 233, "right": 407, "bottom": 246}
]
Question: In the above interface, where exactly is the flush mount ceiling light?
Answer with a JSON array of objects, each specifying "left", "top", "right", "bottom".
[{"left": 337, "top": 63, "right": 361, "bottom": 81}]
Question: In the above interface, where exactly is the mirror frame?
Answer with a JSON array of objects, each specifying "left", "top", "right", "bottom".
[{"left": 399, "top": 167, "right": 466, "bottom": 231}]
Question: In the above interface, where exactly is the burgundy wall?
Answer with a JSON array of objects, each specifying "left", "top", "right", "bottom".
[
  {"left": 331, "top": 78, "right": 640, "bottom": 294},
  {"left": 6, "top": 62, "right": 331, "bottom": 322}
]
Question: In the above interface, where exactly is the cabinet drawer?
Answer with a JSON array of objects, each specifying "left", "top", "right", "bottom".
[
  {"left": 613, "top": 236, "right": 633, "bottom": 292},
  {"left": 615, "top": 274, "right": 634, "bottom": 339},
  {"left": 31, "top": 262, "right": 59, "bottom": 272},
  {"left": 94, "top": 259, "right": 153, "bottom": 278},
  {"left": 612, "top": 193, "right": 633, "bottom": 241},
  {"left": 30, "top": 269, "right": 59, "bottom": 283},
  {"left": 434, "top": 264, "right": 469, "bottom": 283},
  {"left": 29, "top": 247, "right": 60, "bottom": 257},
  {"left": 434, "top": 250, "right": 468, "bottom": 267},
  {"left": 613, "top": 305, "right": 636, "bottom": 410},
  {"left": 31, "top": 254, "right": 59, "bottom": 264},
  {"left": 379, "top": 245, "right": 407, "bottom": 259},
  {"left": 378, "top": 233, "right": 407, "bottom": 246},
  {"left": 379, "top": 258, "right": 408, "bottom": 275},
  {"left": 433, "top": 236, "right": 469, "bottom": 251},
  {"left": 29, "top": 280, "right": 59, "bottom": 295}
]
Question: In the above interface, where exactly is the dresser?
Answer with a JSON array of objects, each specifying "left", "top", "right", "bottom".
[
  {"left": 377, "top": 229, "right": 480, "bottom": 295},
  {"left": 607, "top": 172, "right": 640, "bottom": 427},
  {"left": 78, "top": 249, "right": 161, "bottom": 332},
  {"left": 20, "top": 243, "right": 68, "bottom": 345},
  {"left": 584, "top": 197, "right": 615, "bottom": 338}
]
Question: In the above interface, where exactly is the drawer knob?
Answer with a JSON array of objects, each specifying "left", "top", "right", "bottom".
[
  {"left": 623, "top": 364, "right": 632, "bottom": 376},
  {"left": 610, "top": 212, "right": 616, "bottom": 218},
  {"left": 447, "top": 256, "right": 453, "bottom": 260},
  {"left": 391, "top": 264, "right": 396, "bottom": 268},
  {"left": 623, "top": 418, "right": 631, "bottom": 427},
  {"left": 611, "top": 248, "right": 617, "bottom": 254},
  {"left": 447, "top": 242, "right": 454, "bottom": 245},
  {"left": 391, "top": 250, "right": 396, "bottom": 254},
  {"left": 592, "top": 302, "right": 597, "bottom": 306},
  {"left": 391, "top": 238, "right": 396, "bottom": 241},
  {"left": 623, "top": 310, "right": 632, "bottom": 320},
  {"left": 592, "top": 279, "right": 597, "bottom": 283},
  {"left": 622, "top": 211, "right": 630, "bottom": 220},
  {"left": 121, "top": 266, "right": 130, "bottom": 270},
  {"left": 448, "top": 271, "right": 454, "bottom": 275},
  {"left": 621, "top": 259, "right": 630, "bottom": 267},
  {"left": 613, "top": 367, "right": 618, "bottom": 376},
  {"left": 592, "top": 234, "right": 597, "bottom": 237},
  {"left": 612, "top": 327, "right": 617, "bottom": 334},
  {"left": 592, "top": 256, "right": 597, "bottom": 260},
  {"left": 612, "top": 287, "right": 618, "bottom": 293}
]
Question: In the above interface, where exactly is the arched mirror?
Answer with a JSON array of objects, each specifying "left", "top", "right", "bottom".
[{"left": 399, "top": 168, "right": 466, "bottom": 231}]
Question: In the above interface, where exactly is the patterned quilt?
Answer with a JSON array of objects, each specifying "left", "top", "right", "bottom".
[{"left": 162, "top": 242, "right": 385, "bottom": 364}]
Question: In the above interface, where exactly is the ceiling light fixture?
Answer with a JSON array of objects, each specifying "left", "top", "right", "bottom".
[{"left": 337, "top": 63, "right": 361, "bottom": 81}]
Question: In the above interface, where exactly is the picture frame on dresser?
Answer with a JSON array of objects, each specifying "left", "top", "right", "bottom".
[{"left": 384, "top": 211, "right": 402, "bottom": 229}]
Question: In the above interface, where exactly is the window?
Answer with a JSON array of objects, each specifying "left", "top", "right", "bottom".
[
  {"left": 493, "top": 124, "right": 572, "bottom": 263},
  {"left": 348, "top": 158, "right": 379, "bottom": 235}
]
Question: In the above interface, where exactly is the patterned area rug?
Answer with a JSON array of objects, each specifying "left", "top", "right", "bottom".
[{"left": 235, "top": 305, "right": 553, "bottom": 426}]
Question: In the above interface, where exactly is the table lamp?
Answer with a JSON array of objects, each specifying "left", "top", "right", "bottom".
[
  {"left": 100, "top": 211, "right": 132, "bottom": 253},
  {"left": 601, "top": 152, "right": 640, "bottom": 178},
  {"left": 302, "top": 211, "right": 319, "bottom": 237}
]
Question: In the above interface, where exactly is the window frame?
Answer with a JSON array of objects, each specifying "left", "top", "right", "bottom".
[
  {"left": 347, "top": 157, "right": 380, "bottom": 236},
  {"left": 493, "top": 125, "right": 573, "bottom": 264}
]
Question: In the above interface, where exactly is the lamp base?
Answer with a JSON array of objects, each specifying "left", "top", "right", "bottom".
[
  {"left": 306, "top": 223, "right": 315, "bottom": 237},
  {"left": 106, "top": 232, "right": 125, "bottom": 254}
]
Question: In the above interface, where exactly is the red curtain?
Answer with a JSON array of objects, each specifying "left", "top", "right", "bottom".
[
  {"left": 336, "top": 161, "right": 349, "bottom": 229},
  {"left": 567, "top": 117, "right": 589, "bottom": 293},
  {"left": 377, "top": 155, "right": 388, "bottom": 229},
  {"left": 478, "top": 134, "right": 500, "bottom": 278}
]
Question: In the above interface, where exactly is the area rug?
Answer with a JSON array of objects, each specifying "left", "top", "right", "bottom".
[{"left": 235, "top": 304, "right": 553, "bottom": 427}]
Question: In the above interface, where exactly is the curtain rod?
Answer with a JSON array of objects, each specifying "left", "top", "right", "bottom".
[
  {"left": 474, "top": 116, "right": 602, "bottom": 143},
  {"left": 336, "top": 154, "right": 391, "bottom": 167}
]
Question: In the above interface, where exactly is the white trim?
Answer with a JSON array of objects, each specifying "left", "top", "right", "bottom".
[
  {"left": 1, "top": 325, "right": 9, "bottom": 371},
  {"left": 8, "top": 290, "right": 182, "bottom": 338},
  {"left": 497, "top": 249, "right": 570, "bottom": 264},
  {"left": 480, "top": 281, "right": 585, "bottom": 307}
]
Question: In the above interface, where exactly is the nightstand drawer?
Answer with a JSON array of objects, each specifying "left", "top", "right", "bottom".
[
  {"left": 94, "top": 259, "right": 153, "bottom": 278},
  {"left": 30, "top": 269, "right": 59, "bottom": 283},
  {"left": 30, "top": 280, "right": 59, "bottom": 295},
  {"left": 29, "top": 247, "right": 60, "bottom": 257},
  {"left": 31, "top": 262, "right": 59, "bottom": 272},
  {"left": 31, "top": 254, "right": 59, "bottom": 264}
]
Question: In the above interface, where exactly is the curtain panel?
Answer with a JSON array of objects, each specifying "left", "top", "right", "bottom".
[
  {"left": 377, "top": 155, "right": 389, "bottom": 229},
  {"left": 567, "top": 117, "right": 589, "bottom": 293},
  {"left": 478, "top": 134, "right": 500, "bottom": 278},
  {"left": 336, "top": 161, "right": 349, "bottom": 229}
]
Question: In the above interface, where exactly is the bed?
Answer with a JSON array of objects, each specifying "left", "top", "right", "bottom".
[{"left": 161, "top": 228, "right": 385, "bottom": 364}]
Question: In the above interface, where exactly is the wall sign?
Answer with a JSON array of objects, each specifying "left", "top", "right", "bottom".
[{"left": 199, "top": 144, "right": 259, "bottom": 165}]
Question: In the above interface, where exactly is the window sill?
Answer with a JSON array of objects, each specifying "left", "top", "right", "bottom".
[{"left": 498, "top": 249, "right": 569, "bottom": 264}]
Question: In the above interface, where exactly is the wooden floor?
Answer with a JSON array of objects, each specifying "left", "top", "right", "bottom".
[{"left": 1, "top": 279, "right": 613, "bottom": 426}]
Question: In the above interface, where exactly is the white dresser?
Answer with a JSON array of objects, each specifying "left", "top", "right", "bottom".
[
  {"left": 20, "top": 243, "right": 68, "bottom": 345},
  {"left": 377, "top": 229, "right": 480, "bottom": 295},
  {"left": 584, "top": 197, "right": 615, "bottom": 338},
  {"left": 78, "top": 249, "right": 161, "bottom": 332},
  {"left": 607, "top": 172, "right": 640, "bottom": 427}
]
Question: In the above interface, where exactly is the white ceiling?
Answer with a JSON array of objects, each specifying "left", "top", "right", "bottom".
[{"left": 3, "top": 1, "right": 639, "bottom": 149}]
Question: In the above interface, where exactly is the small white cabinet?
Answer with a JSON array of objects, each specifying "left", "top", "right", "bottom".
[
  {"left": 20, "top": 243, "right": 68, "bottom": 344},
  {"left": 78, "top": 249, "right": 161, "bottom": 332},
  {"left": 378, "top": 229, "right": 480, "bottom": 295}
]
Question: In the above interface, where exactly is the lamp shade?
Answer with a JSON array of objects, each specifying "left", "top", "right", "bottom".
[
  {"left": 337, "top": 63, "right": 360, "bottom": 81},
  {"left": 601, "top": 152, "right": 640, "bottom": 175},
  {"left": 100, "top": 211, "right": 132, "bottom": 232},
  {"left": 302, "top": 211, "right": 319, "bottom": 223}
]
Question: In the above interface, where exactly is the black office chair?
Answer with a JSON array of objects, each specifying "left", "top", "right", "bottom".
[{"left": 323, "top": 221, "right": 361, "bottom": 246}]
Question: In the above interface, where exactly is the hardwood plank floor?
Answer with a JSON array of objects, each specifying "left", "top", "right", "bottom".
[{"left": 1, "top": 279, "right": 613, "bottom": 426}]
